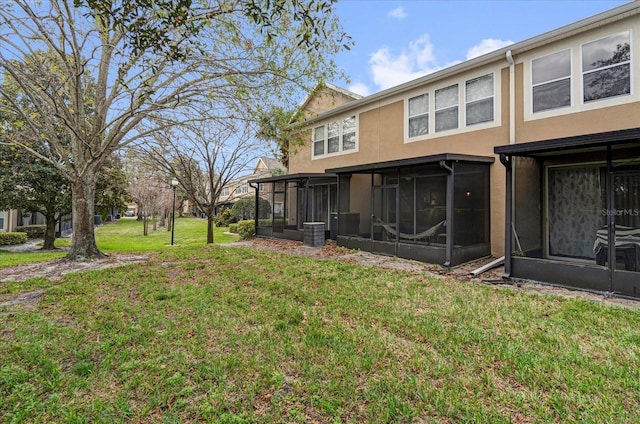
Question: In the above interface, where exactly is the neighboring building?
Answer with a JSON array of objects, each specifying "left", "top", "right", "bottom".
[
  {"left": 0, "top": 209, "right": 18, "bottom": 232},
  {"left": 218, "top": 157, "right": 286, "bottom": 219},
  {"left": 252, "top": 2, "right": 640, "bottom": 298}
]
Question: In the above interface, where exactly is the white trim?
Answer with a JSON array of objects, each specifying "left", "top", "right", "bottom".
[
  {"left": 524, "top": 22, "right": 638, "bottom": 121},
  {"left": 311, "top": 114, "right": 359, "bottom": 160},
  {"left": 404, "top": 70, "right": 500, "bottom": 144}
]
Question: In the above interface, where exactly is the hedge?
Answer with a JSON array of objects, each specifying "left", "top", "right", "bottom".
[
  {"left": 0, "top": 232, "right": 28, "bottom": 246},
  {"left": 229, "top": 223, "right": 239, "bottom": 234},
  {"left": 16, "top": 225, "right": 46, "bottom": 239}
]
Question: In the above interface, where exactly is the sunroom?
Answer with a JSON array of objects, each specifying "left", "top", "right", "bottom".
[
  {"left": 496, "top": 128, "right": 640, "bottom": 299},
  {"left": 249, "top": 173, "right": 337, "bottom": 241},
  {"left": 326, "top": 154, "right": 494, "bottom": 267}
]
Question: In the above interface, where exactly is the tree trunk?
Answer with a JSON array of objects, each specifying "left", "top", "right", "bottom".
[
  {"left": 207, "top": 214, "right": 214, "bottom": 244},
  {"left": 42, "top": 212, "right": 57, "bottom": 250},
  {"left": 67, "top": 176, "right": 105, "bottom": 260}
]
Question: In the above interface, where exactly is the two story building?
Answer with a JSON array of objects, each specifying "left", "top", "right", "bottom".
[{"left": 252, "top": 2, "right": 640, "bottom": 298}]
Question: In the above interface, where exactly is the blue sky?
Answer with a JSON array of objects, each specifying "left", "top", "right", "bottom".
[{"left": 332, "top": 0, "right": 630, "bottom": 96}]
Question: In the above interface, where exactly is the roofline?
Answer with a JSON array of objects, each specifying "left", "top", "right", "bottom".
[
  {"left": 296, "top": 82, "right": 363, "bottom": 113},
  {"left": 305, "top": 1, "right": 640, "bottom": 125},
  {"left": 249, "top": 172, "right": 337, "bottom": 184},
  {"left": 494, "top": 127, "right": 640, "bottom": 156},
  {"left": 326, "top": 153, "right": 495, "bottom": 174}
]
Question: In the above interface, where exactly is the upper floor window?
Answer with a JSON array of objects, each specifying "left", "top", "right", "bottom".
[
  {"left": 312, "top": 115, "right": 357, "bottom": 157},
  {"left": 221, "top": 187, "right": 230, "bottom": 197},
  {"left": 313, "top": 126, "right": 325, "bottom": 156},
  {"left": 435, "top": 84, "right": 458, "bottom": 132},
  {"left": 408, "top": 93, "right": 429, "bottom": 138},
  {"left": 582, "top": 31, "right": 630, "bottom": 103},
  {"left": 532, "top": 49, "right": 571, "bottom": 113},
  {"left": 465, "top": 73, "right": 494, "bottom": 125},
  {"left": 259, "top": 183, "right": 264, "bottom": 192},
  {"left": 235, "top": 182, "right": 248, "bottom": 195}
]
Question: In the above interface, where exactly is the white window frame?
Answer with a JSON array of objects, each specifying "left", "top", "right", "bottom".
[
  {"left": 435, "top": 84, "right": 459, "bottom": 133},
  {"left": 0, "top": 210, "right": 5, "bottom": 232},
  {"left": 465, "top": 73, "right": 495, "bottom": 125},
  {"left": 221, "top": 187, "right": 230, "bottom": 197},
  {"left": 312, "top": 115, "right": 358, "bottom": 158},
  {"left": 581, "top": 30, "right": 631, "bottom": 104},
  {"left": 531, "top": 49, "right": 572, "bottom": 113},
  {"left": 407, "top": 93, "right": 429, "bottom": 139}
]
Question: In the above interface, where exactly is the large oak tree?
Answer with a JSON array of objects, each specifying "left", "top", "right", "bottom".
[{"left": 0, "top": 0, "right": 349, "bottom": 260}]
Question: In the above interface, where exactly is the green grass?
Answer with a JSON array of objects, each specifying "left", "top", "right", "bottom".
[
  {"left": 1, "top": 237, "right": 639, "bottom": 422},
  {"left": 0, "top": 217, "right": 238, "bottom": 267}
]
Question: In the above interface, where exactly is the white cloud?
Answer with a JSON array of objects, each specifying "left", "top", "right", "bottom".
[
  {"left": 466, "top": 38, "right": 514, "bottom": 60},
  {"left": 348, "top": 82, "right": 371, "bottom": 97},
  {"left": 388, "top": 7, "right": 407, "bottom": 19},
  {"left": 369, "top": 34, "right": 452, "bottom": 90}
]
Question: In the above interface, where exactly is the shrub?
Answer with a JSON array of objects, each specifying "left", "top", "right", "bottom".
[
  {"left": 229, "top": 223, "right": 239, "bottom": 233},
  {"left": 257, "top": 219, "right": 273, "bottom": 227},
  {"left": 0, "top": 232, "right": 28, "bottom": 246},
  {"left": 16, "top": 225, "right": 46, "bottom": 239},
  {"left": 214, "top": 208, "right": 232, "bottom": 227},
  {"left": 237, "top": 220, "right": 255, "bottom": 239}
]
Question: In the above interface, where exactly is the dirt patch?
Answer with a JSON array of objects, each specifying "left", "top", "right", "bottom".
[{"left": 0, "top": 254, "right": 150, "bottom": 283}]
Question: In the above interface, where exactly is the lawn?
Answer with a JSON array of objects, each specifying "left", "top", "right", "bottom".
[
  {"left": 1, "top": 222, "right": 639, "bottom": 422},
  {"left": 0, "top": 217, "right": 237, "bottom": 267}
]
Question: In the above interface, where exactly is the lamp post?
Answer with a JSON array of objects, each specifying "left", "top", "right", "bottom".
[{"left": 171, "top": 178, "right": 178, "bottom": 245}]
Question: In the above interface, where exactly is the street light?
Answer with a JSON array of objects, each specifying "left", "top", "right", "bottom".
[{"left": 171, "top": 178, "right": 178, "bottom": 245}]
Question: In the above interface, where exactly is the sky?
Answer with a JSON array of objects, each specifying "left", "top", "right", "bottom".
[{"left": 331, "top": 0, "right": 630, "bottom": 97}]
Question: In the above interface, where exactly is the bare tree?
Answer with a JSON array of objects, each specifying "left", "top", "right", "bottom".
[
  {"left": 139, "top": 117, "right": 266, "bottom": 244},
  {"left": 0, "top": 0, "right": 348, "bottom": 260}
]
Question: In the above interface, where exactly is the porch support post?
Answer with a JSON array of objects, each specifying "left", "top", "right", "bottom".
[
  {"left": 249, "top": 181, "right": 259, "bottom": 231},
  {"left": 500, "top": 154, "right": 512, "bottom": 278},
  {"left": 304, "top": 178, "right": 311, "bottom": 222},
  {"left": 440, "top": 160, "right": 454, "bottom": 267},
  {"left": 606, "top": 145, "right": 615, "bottom": 292}
]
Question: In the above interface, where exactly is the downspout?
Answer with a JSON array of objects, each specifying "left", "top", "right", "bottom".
[
  {"left": 439, "top": 160, "right": 454, "bottom": 267},
  {"left": 249, "top": 182, "right": 259, "bottom": 235},
  {"left": 500, "top": 154, "right": 512, "bottom": 279},
  {"left": 506, "top": 50, "right": 515, "bottom": 144}
]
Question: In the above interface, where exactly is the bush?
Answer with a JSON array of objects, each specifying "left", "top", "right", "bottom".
[
  {"left": 16, "top": 225, "right": 46, "bottom": 239},
  {"left": 257, "top": 219, "right": 273, "bottom": 227},
  {"left": 229, "top": 223, "right": 239, "bottom": 233},
  {"left": 0, "top": 232, "right": 28, "bottom": 246},
  {"left": 214, "top": 208, "right": 232, "bottom": 227},
  {"left": 237, "top": 220, "right": 255, "bottom": 240}
]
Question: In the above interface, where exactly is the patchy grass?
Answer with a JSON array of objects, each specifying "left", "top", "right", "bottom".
[
  {"left": 1, "top": 245, "right": 639, "bottom": 422},
  {"left": 0, "top": 218, "right": 238, "bottom": 268}
]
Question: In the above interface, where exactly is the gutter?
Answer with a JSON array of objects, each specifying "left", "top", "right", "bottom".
[{"left": 506, "top": 50, "right": 515, "bottom": 144}]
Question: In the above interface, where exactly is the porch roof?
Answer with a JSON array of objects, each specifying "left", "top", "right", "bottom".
[
  {"left": 494, "top": 127, "right": 640, "bottom": 157},
  {"left": 325, "top": 153, "right": 495, "bottom": 174},
  {"left": 248, "top": 172, "right": 336, "bottom": 184}
]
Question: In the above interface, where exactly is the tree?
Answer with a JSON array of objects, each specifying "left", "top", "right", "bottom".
[
  {"left": 0, "top": 144, "right": 71, "bottom": 249},
  {"left": 95, "top": 154, "right": 131, "bottom": 222},
  {"left": 139, "top": 118, "right": 266, "bottom": 244},
  {"left": 0, "top": 0, "right": 349, "bottom": 260}
]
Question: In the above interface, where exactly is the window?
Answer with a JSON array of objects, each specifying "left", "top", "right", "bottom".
[
  {"left": 408, "top": 93, "right": 429, "bottom": 138},
  {"left": 221, "top": 187, "right": 230, "bottom": 197},
  {"left": 312, "top": 116, "right": 357, "bottom": 157},
  {"left": 465, "top": 73, "right": 494, "bottom": 125},
  {"left": 342, "top": 116, "right": 356, "bottom": 151},
  {"left": 532, "top": 50, "right": 571, "bottom": 113},
  {"left": 0, "top": 210, "right": 5, "bottom": 231},
  {"left": 259, "top": 183, "right": 264, "bottom": 192},
  {"left": 582, "top": 31, "right": 630, "bottom": 102},
  {"left": 235, "top": 182, "right": 248, "bottom": 195},
  {"left": 435, "top": 84, "right": 458, "bottom": 132},
  {"left": 313, "top": 126, "right": 324, "bottom": 156},
  {"left": 327, "top": 121, "right": 339, "bottom": 153}
]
